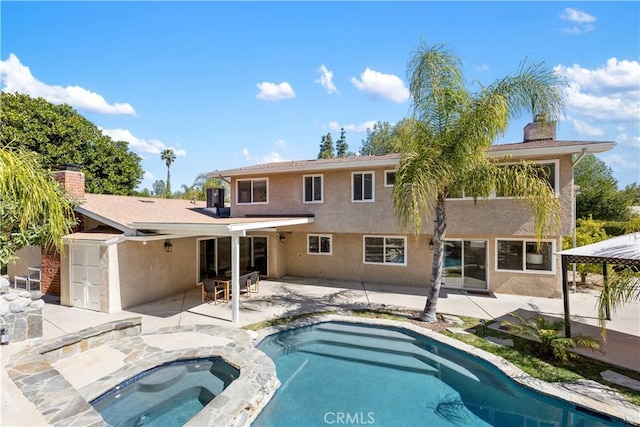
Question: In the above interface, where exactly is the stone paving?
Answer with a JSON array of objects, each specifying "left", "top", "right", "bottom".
[{"left": 6, "top": 318, "right": 279, "bottom": 427}]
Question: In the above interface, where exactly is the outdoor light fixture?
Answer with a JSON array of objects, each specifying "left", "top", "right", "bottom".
[
  {"left": 164, "top": 239, "right": 173, "bottom": 253},
  {"left": 1, "top": 328, "right": 9, "bottom": 345},
  {"left": 279, "top": 233, "right": 286, "bottom": 243},
  {"left": 429, "top": 238, "right": 434, "bottom": 250}
]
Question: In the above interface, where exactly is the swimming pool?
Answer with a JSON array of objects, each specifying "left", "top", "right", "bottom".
[
  {"left": 254, "top": 320, "right": 629, "bottom": 427},
  {"left": 91, "top": 357, "right": 239, "bottom": 427}
]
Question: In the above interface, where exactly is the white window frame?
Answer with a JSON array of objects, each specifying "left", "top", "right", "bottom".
[
  {"left": 303, "top": 174, "right": 324, "bottom": 204},
  {"left": 236, "top": 178, "right": 269, "bottom": 204},
  {"left": 307, "top": 234, "right": 332, "bottom": 255},
  {"left": 352, "top": 171, "right": 375, "bottom": 202},
  {"left": 384, "top": 170, "right": 396, "bottom": 187},
  {"left": 495, "top": 238, "right": 555, "bottom": 274},
  {"left": 363, "top": 235, "right": 407, "bottom": 266},
  {"left": 446, "top": 160, "right": 560, "bottom": 200}
]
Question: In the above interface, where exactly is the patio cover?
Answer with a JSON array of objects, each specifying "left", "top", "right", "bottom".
[{"left": 556, "top": 232, "right": 640, "bottom": 336}]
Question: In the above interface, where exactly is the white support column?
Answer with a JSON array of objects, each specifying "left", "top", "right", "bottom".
[{"left": 231, "top": 233, "right": 241, "bottom": 323}]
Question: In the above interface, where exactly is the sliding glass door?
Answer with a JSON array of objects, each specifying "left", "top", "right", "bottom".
[{"left": 442, "top": 240, "right": 487, "bottom": 290}]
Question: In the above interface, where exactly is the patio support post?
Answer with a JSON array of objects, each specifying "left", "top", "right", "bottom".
[
  {"left": 561, "top": 255, "right": 572, "bottom": 337},
  {"left": 602, "top": 262, "right": 611, "bottom": 320},
  {"left": 231, "top": 233, "right": 241, "bottom": 323}
]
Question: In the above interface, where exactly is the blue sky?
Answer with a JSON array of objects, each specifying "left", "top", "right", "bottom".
[{"left": 1, "top": 1, "right": 639, "bottom": 192}]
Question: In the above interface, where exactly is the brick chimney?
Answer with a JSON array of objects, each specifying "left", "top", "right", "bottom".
[
  {"left": 51, "top": 164, "right": 85, "bottom": 198},
  {"left": 524, "top": 119, "right": 556, "bottom": 142}
]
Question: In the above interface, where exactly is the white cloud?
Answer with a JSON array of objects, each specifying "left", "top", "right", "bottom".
[
  {"left": 475, "top": 65, "right": 490, "bottom": 72},
  {"left": 616, "top": 133, "right": 640, "bottom": 148},
  {"left": 555, "top": 58, "right": 640, "bottom": 123},
  {"left": 601, "top": 153, "right": 639, "bottom": 170},
  {"left": 316, "top": 64, "right": 337, "bottom": 94},
  {"left": 143, "top": 171, "right": 155, "bottom": 180},
  {"left": 560, "top": 7, "right": 596, "bottom": 23},
  {"left": 258, "top": 152, "right": 287, "bottom": 164},
  {"left": 101, "top": 128, "right": 186, "bottom": 156},
  {"left": 560, "top": 8, "right": 596, "bottom": 34},
  {"left": 242, "top": 147, "right": 251, "bottom": 160},
  {"left": 350, "top": 68, "right": 410, "bottom": 103},
  {"left": 0, "top": 53, "right": 135, "bottom": 115},
  {"left": 274, "top": 139, "right": 286, "bottom": 149},
  {"left": 256, "top": 81, "right": 295, "bottom": 101},
  {"left": 571, "top": 119, "right": 604, "bottom": 137},
  {"left": 329, "top": 120, "right": 377, "bottom": 133}
]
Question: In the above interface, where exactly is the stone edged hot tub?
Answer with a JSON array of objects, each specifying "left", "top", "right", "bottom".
[{"left": 5, "top": 318, "right": 280, "bottom": 426}]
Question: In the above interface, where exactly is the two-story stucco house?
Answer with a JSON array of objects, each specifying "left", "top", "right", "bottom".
[
  {"left": 7, "top": 122, "right": 615, "bottom": 320},
  {"left": 213, "top": 122, "right": 615, "bottom": 299}
]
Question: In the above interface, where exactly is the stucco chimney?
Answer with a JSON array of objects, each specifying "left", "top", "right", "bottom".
[
  {"left": 51, "top": 164, "right": 85, "bottom": 199},
  {"left": 524, "top": 120, "right": 556, "bottom": 142}
]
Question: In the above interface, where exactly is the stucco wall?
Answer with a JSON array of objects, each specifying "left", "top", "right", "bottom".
[
  {"left": 229, "top": 154, "right": 574, "bottom": 238},
  {"left": 116, "top": 238, "right": 199, "bottom": 309},
  {"left": 279, "top": 231, "right": 562, "bottom": 297},
  {"left": 6, "top": 246, "right": 41, "bottom": 284}
]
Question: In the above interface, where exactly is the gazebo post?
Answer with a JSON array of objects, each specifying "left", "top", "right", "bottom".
[
  {"left": 602, "top": 262, "right": 611, "bottom": 320},
  {"left": 561, "top": 255, "right": 571, "bottom": 337}
]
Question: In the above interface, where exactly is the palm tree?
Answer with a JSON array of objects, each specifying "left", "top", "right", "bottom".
[
  {"left": 598, "top": 266, "right": 640, "bottom": 336},
  {"left": 160, "top": 148, "right": 176, "bottom": 198},
  {"left": 0, "top": 147, "right": 75, "bottom": 268},
  {"left": 393, "top": 43, "right": 565, "bottom": 322}
]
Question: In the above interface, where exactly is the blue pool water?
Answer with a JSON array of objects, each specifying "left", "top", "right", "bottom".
[
  {"left": 254, "top": 321, "right": 627, "bottom": 427},
  {"left": 90, "top": 357, "right": 239, "bottom": 427}
]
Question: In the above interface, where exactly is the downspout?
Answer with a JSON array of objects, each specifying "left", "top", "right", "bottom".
[{"left": 570, "top": 148, "right": 588, "bottom": 293}]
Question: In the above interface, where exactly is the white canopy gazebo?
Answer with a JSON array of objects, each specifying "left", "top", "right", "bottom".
[{"left": 556, "top": 232, "right": 640, "bottom": 336}]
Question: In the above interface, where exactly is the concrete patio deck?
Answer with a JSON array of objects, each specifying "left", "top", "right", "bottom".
[{"left": 2, "top": 277, "right": 639, "bottom": 426}]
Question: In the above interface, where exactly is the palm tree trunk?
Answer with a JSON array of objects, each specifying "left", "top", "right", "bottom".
[{"left": 420, "top": 197, "right": 446, "bottom": 322}]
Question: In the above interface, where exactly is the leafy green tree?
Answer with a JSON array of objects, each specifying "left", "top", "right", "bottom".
[
  {"left": 359, "top": 118, "right": 416, "bottom": 156},
  {"left": 335, "top": 128, "right": 348, "bottom": 158},
  {"left": 622, "top": 182, "right": 640, "bottom": 207},
  {"left": 134, "top": 188, "right": 153, "bottom": 197},
  {"left": 360, "top": 121, "right": 395, "bottom": 155},
  {"left": 625, "top": 216, "right": 640, "bottom": 233},
  {"left": 393, "top": 43, "right": 564, "bottom": 322},
  {"left": 317, "top": 133, "right": 334, "bottom": 159},
  {"left": 563, "top": 216, "right": 608, "bottom": 284},
  {"left": 501, "top": 308, "right": 602, "bottom": 363},
  {"left": 0, "top": 92, "right": 143, "bottom": 195},
  {"left": 160, "top": 148, "right": 176, "bottom": 197},
  {"left": 575, "top": 155, "right": 631, "bottom": 221},
  {"left": 152, "top": 180, "right": 166, "bottom": 197},
  {"left": 175, "top": 173, "right": 228, "bottom": 201},
  {"left": 1, "top": 148, "right": 75, "bottom": 269}
]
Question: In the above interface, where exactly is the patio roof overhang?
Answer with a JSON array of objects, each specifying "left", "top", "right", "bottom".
[{"left": 127, "top": 216, "right": 314, "bottom": 237}]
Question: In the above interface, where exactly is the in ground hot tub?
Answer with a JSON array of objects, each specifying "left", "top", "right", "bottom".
[{"left": 90, "top": 357, "right": 239, "bottom": 427}]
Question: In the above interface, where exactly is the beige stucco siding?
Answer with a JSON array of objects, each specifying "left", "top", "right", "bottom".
[
  {"left": 230, "top": 154, "right": 574, "bottom": 238},
  {"left": 116, "top": 238, "right": 198, "bottom": 309}
]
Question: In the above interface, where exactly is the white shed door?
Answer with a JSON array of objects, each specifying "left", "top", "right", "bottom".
[{"left": 71, "top": 246, "right": 101, "bottom": 311}]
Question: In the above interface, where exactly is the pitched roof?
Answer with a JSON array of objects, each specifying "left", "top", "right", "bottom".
[
  {"left": 214, "top": 140, "right": 615, "bottom": 177},
  {"left": 76, "top": 194, "right": 313, "bottom": 237}
]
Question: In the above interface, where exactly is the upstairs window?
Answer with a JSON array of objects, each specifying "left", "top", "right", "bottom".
[
  {"left": 352, "top": 172, "right": 374, "bottom": 202},
  {"left": 237, "top": 178, "right": 268, "bottom": 204},
  {"left": 303, "top": 175, "right": 323, "bottom": 203},
  {"left": 384, "top": 170, "right": 396, "bottom": 187}
]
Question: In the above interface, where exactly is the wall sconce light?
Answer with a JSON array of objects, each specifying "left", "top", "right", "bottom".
[
  {"left": 429, "top": 238, "right": 434, "bottom": 250},
  {"left": 279, "top": 233, "right": 286, "bottom": 243},
  {"left": 164, "top": 239, "right": 173, "bottom": 253}
]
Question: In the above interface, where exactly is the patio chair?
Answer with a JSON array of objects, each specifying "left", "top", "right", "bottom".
[
  {"left": 27, "top": 267, "right": 41, "bottom": 291},
  {"left": 247, "top": 271, "right": 260, "bottom": 295},
  {"left": 201, "top": 279, "right": 228, "bottom": 304}
]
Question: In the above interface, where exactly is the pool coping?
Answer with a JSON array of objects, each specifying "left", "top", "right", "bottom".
[
  {"left": 254, "top": 313, "right": 640, "bottom": 426},
  {"left": 6, "top": 317, "right": 280, "bottom": 427}
]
